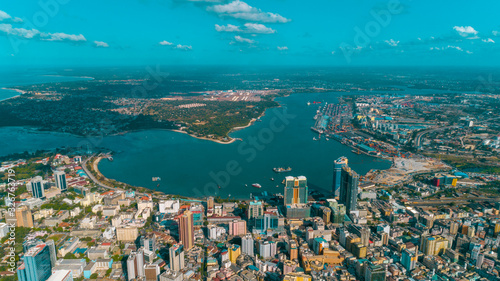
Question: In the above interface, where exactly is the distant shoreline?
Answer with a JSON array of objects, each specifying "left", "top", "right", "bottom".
[{"left": 0, "top": 88, "right": 25, "bottom": 102}]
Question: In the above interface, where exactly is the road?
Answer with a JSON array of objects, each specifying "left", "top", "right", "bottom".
[
  {"left": 409, "top": 197, "right": 500, "bottom": 206},
  {"left": 81, "top": 156, "right": 117, "bottom": 190},
  {"left": 413, "top": 116, "right": 500, "bottom": 148}
]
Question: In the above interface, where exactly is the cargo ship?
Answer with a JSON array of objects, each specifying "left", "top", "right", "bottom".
[
  {"left": 273, "top": 167, "right": 292, "bottom": 173},
  {"left": 252, "top": 183, "right": 262, "bottom": 188}
]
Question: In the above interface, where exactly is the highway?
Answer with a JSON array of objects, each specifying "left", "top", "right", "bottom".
[{"left": 409, "top": 197, "right": 500, "bottom": 206}]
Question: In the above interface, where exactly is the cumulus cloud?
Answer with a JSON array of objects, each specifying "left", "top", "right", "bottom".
[
  {"left": 482, "top": 38, "right": 495, "bottom": 43},
  {"left": 215, "top": 23, "right": 275, "bottom": 34},
  {"left": 277, "top": 46, "right": 288, "bottom": 50},
  {"left": 430, "top": 45, "right": 472, "bottom": 54},
  {"left": 234, "top": 35, "right": 254, "bottom": 44},
  {"left": 385, "top": 39, "right": 399, "bottom": 47},
  {"left": 174, "top": 44, "right": 192, "bottom": 50},
  {"left": 244, "top": 23, "right": 275, "bottom": 34},
  {"left": 0, "top": 23, "right": 39, "bottom": 38},
  {"left": 94, "top": 41, "right": 109, "bottom": 48},
  {"left": 453, "top": 26, "right": 478, "bottom": 37},
  {"left": 215, "top": 24, "right": 241, "bottom": 32},
  {"left": 208, "top": 0, "right": 290, "bottom": 23},
  {"left": 40, "top": 32, "right": 86, "bottom": 42},
  {"left": 159, "top": 40, "right": 174, "bottom": 46},
  {"left": 493, "top": 31, "right": 500, "bottom": 36},
  {"left": 0, "top": 10, "right": 22, "bottom": 23}
]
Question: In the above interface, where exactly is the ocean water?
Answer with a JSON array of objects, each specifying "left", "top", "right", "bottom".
[{"left": 98, "top": 92, "right": 391, "bottom": 199}]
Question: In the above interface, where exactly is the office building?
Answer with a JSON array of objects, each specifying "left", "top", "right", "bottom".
[
  {"left": 169, "top": 244, "right": 185, "bottom": 272},
  {"left": 332, "top": 156, "right": 348, "bottom": 197},
  {"left": 127, "top": 249, "right": 144, "bottom": 281},
  {"left": 140, "top": 233, "right": 156, "bottom": 253},
  {"left": 207, "top": 196, "right": 214, "bottom": 211},
  {"left": 54, "top": 171, "right": 67, "bottom": 192},
  {"left": 229, "top": 244, "right": 241, "bottom": 263},
  {"left": 247, "top": 201, "right": 263, "bottom": 220},
  {"left": 339, "top": 166, "right": 359, "bottom": 214},
  {"left": 16, "top": 205, "right": 34, "bottom": 228},
  {"left": 242, "top": 234, "right": 254, "bottom": 256},
  {"left": 17, "top": 243, "right": 53, "bottom": 281},
  {"left": 284, "top": 176, "right": 308, "bottom": 206},
  {"left": 365, "top": 262, "right": 386, "bottom": 281},
  {"left": 31, "top": 176, "right": 45, "bottom": 199},
  {"left": 179, "top": 210, "right": 194, "bottom": 250},
  {"left": 229, "top": 219, "right": 247, "bottom": 236},
  {"left": 259, "top": 241, "right": 277, "bottom": 259},
  {"left": 401, "top": 249, "right": 417, "bottom": 271}
]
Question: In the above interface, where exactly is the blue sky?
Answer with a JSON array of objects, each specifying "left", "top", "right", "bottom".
[{"left": 1, "top": 0, "right": 500, "bottom": 67}]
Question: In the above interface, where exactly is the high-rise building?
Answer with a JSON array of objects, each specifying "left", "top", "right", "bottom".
[
  {"left": 169, "top": 244, "right": 185, "bottom": 272},
  {"left": 229, "top": 219, "right": 247, "bottom": 236},
  {"left": 284, "top": 176, "right": 308, "bottom": 206},
  {"left": 127, "top": 249, "right": 145, "bottom": 281},
  {"left": 349, "top": 224, "right": 371, "bottom": 247},
  {"left": 339, "top": 166, "right": 359, "bottom": 214},
  {"left": 229, "top": 244, "right": 241, "bottom": 263},
  {"left": 332, "top": 156, "right": 348, "bottom": 197},
  {"left": 207, "top": 197, "right": 214, "bottom": 211},
  {"left": 141, "top": 233, "right": 156, "bottom": 253},
  {"left": 179, "top": 210, "right": 194, "bottom": 250},
  {"left": 247, "top": 201, "right": 263, "bottom": 220},
  {"left": 16, "top": 205, "right": 34, "bottom": 228},
  {"left": 253, "top": 213, "right": 280, "bottom": 234},
  {"left": 401, "top": 249, "right": 417, "bottom": 271},
  {"left": 54, "top": 171, "right": 67, "bottom": 192},
  {"left": 17, "top": 243, "right": 53, "bottom": 281},
  {"left": 364, "top": 262, "right": 386, "bottom": 281},
  {"left": 242, "top": 234, "right": 254, "bottom": 256},
  {"left": 31, "top": 176, "right": 45, "bottom": 199},
  {"left": 259, "top": 241, "right": 277, "bottom": 259}
]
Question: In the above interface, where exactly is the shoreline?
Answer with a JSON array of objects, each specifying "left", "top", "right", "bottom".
[{"left": 0, "top": 88, "right": 25, "bottom": 102}]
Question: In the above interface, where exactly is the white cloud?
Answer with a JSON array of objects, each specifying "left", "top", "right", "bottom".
[
  {"left": 493, "top": 31, "right": 500, "bottom": 36},
  {"left": 277, "top": 46, "right": 288, "bottom": 50},
  {"left": 234, "top": 35, "right": 254, "bottom": 44},
  {"left": 41, "top": 32, "right": 86, "bottom": 42},
  {"left": 94, "top": 41, "right": 109, "bottom": 48},
  {"left": 385, "top": 39, "right": 399, "bottom": 47},
  {"left": 244, "top": 23, "right": 275, "bottom": 34},
  {"left": 174, "top": 44, "right": 192, "bottom": 50},
  {"left": 215, "top": 24, "right": 241, "bottom": 32},
  {"left": 159, "top": 40, "right": 174, "bottom": 46},
  {"left": 208, "top": 0, "right": 290, "bottom": 23},
  {"left": 215, "top": 23, "right": 276, "bottom": 34},
  {"left": 482, "top": 38, "right": 495, "bottom": 43},
  {"left": 0, "top": 23, "right": 39, "bottom": 38},
  {"left": 453, "top": 26, "right": 478, "bottom": 37}
]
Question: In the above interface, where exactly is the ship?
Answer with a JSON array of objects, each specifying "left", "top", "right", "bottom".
[
  {"left": 307, "top": 101, "right": 311, "bottom": 106},
  {"left": 273, "top": 167, "right": 292, "bottom": 173},
  {"left": 152, "top": 177, "right": 161, "bottom": 181},
  {"left": 252, "top": 183, "right": 262, "bottom": 188}
]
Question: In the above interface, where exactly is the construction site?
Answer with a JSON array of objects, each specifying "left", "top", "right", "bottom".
[{"left": 362, "top": 157, "right": 451, "bottom": 187}]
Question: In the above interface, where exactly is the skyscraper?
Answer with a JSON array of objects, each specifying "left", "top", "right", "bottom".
[
  {"left": 332, "top": 156, "right": 348, "bottom": 197},
  {"left": 16, "top": 205, "right": 34, "bottom": 228},
  {"left": 284, "top": 176, "right": 308, "bottom": 206},
  {"left": 242, "top": 234, "right": 254, "bottom": 256},
  {"left": 141, "top": 233, "right": 156, "bottom": 253},
  {"left": 179, "top": 210, "right": 194, "bottom": 250},
  {"left": 207, "top": 196, "right": 214, "bottom": 211},
  {"left": 169, "top": 244, "right": 185, "bottom": 272},
  {"left": 54, "top": 171, "right": 67, "bottom": 192},
  {"left": 17, "top": 243, "right": 53, "bottom": 281},
  {"left": 30, "top": 176, "right": 45, "bottom": 199},
  {"left": 127, "top": 249, "right": 145, "bottom": 281},
  {"left": 339, "top": 166, "right": 359, "bottom": 215}
]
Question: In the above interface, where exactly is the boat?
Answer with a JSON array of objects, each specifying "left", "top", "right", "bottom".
[
  {"left": 152, "top": 177, "right": 161, "bottom": 181},
  {"left": 313, "top": 137, "right": 318, "bottom": 141},
  {"left": 218, "top": 185, "right": 221, "bottom": 189},
  {"left": 270, "top": 178, "right": 275, "bottom": 181},
  {"left": 107, "top": 157, "right": 113, "bottom": 161},
  {"left": 252, "top": 183, "right": 262, "bottom": 188},
  {"left": 307, "top": 101, "right": 311, "bottom": 106},
  {"left": 273, "top": 167, "right": 292, "bottom": 173}
]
